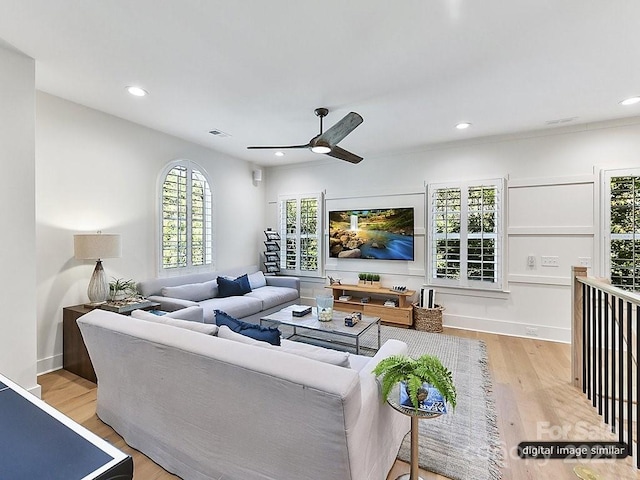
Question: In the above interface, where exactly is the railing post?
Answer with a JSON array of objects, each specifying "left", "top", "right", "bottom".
[{"left": 572, "top": 266, "right": 588, "bottom": 388}]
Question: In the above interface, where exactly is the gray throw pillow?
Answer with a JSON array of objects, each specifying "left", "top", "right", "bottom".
[
  {"left": 248, "top": 271, "right": 267, "bottom": 289},
  {"left": 165, "top": 306, "right": 204, "bottom": 322}
]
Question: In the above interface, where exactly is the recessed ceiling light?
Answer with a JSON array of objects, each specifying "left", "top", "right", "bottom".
[
  {"left": 126, "top": 86, "right": 148, "bottom": 97},
  {"left": 620, "top": 96, "right": 640, "bottom": 106},
  {"left": 545, "top": 116, "right": 578, "bottom": 125},
  {"left": 209, "top": 129, "right": 230, "bottom": 138},
  {"left": 455, "top": 122, "right": 472, "bottom": 130},
  {"left": 275, "top": 151, "right": 285, "bottom": 157}
]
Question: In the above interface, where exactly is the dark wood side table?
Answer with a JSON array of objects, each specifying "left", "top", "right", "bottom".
[
  {"left": 63, "top": 305, "right": 99, "bottom": 383},
  {"left": 63, "top": 301, "right": 161, "bottom": 383}
]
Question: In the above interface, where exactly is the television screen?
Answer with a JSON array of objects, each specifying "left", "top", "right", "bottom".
[{"left": 329, "top": 208, "right": 414, "bottom": 260}]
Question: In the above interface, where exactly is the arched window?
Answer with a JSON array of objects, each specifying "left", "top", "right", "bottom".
[{"left": 159, "top": 160, "right": 213, "bottom": 272}]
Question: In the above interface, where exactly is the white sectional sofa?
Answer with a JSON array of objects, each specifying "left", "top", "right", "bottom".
[
  {"left": 77, "top": 309, "right": 410, "bottom": 480},
  {"left": 137, "top": 265, "right": 300, "bottom": 323}
]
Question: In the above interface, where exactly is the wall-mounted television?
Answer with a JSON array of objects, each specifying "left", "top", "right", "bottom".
[{"left": 328, "top": 208, "right": 414, "bottom": 260}]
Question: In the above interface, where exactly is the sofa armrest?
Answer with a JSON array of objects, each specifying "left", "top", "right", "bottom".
[
  {"left": 146, "top": 295, "right": 198, "bottom": 312},
  {"left": 362, "top": 339, "right": 408, "bottom": 376},
  {"left": 265, "top": 275, "right": 300, "bottom": 293},
  {"left": 344, "top": 339, "right": 409, "bottom": 434}
]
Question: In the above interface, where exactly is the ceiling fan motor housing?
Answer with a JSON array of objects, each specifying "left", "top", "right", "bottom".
[{"left": 314, "top": 107, "right": 329, "bottom": 118}]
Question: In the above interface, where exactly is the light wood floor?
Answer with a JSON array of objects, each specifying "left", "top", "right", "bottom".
[{"left": 39, "top": 328, "right": 639, "bottom": 480}]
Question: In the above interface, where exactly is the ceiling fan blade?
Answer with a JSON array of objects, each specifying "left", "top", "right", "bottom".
[
  {"left": 326, "top": 146, "right": 363, "bottom": 164},
  {"left": 247, "top": 144, "right": 310, "bottom": 150},
  {"left": 317, "top": 112, "right": 363, "bottom": 146}
]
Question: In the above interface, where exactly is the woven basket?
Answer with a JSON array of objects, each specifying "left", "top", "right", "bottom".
[{"left": 413, "top": 304, "right": 444, "bottom": 333}]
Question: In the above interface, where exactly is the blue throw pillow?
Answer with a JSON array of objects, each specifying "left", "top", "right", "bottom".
[
  {"left": 215, "top": 310, "right": 281, "bottom": 346},
  {"left": 217, "top": 274, "right": 252, "bottom": 298}
]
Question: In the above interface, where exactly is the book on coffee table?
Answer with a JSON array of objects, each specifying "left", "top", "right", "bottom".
[{"left": 290, "top": 305, "right": 312, "bottom": 317}]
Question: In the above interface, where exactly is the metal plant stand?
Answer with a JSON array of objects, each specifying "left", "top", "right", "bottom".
[{"left": 387, "top": 384, "right": 442, "bottom": 480}]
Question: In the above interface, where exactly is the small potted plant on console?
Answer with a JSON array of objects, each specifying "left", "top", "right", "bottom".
[{"left": 108, "top": 278, "right": 137, "bottom": 302}]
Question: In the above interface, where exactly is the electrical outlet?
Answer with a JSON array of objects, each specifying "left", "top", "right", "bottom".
[
  {"left": 540, "top": 256, "right": 559, "bottom": 267},
  {"left": 525, "top": 327, "right": 539, "bottom": 336},
  {"left": 527, "top": 255, "right": 536, "bottom": 268},
  {"left": 578, "top": 257, "right": 592, "bottom": 268}
]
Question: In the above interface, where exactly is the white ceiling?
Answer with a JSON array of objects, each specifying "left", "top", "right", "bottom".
[{"left": 1, "top": 1, "right": 639, "bottom": 166}]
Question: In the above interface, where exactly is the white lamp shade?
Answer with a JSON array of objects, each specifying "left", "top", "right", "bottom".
[{"left": 74, "top": 233, "right": 122, "bottom": 260}]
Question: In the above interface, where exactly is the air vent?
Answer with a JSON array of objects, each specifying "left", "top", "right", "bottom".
[
  {"left": 545, "top": 117, "right": 578, "bottom": 125},
  {"left": 208, "top": 129, "right": 231, "bottom": 138}
]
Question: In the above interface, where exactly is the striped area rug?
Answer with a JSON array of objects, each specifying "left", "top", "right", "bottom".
[
  {"left": 370, "top": 326, "right": 503, "bottom": 480},
  {"left": 282, "top": 324, "right": 503, "bottom": 480}
]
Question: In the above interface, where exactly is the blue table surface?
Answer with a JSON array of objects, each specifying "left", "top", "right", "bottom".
[{"left": 0, "top": 381, "right": 115, "bottom": 479}]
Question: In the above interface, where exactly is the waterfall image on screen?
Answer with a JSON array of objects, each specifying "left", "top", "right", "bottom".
[{"left": 329, "top": 208, "right": 414, "bottom": 260}]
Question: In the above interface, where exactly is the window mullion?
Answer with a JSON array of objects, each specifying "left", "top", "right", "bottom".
[
  {"left": 186, "top": 166, "right": 193, "bottom": 267},
  {"left": 460, "top": 185, "right": 469, "bottom": 286}
]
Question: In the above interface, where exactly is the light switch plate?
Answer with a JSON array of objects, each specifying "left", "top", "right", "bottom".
[
  {"left": 541, "top": 256, "right": 560, "bottom": 267},
  {"left": 578, "top": 257, "right": 592, "bottom": 268}
]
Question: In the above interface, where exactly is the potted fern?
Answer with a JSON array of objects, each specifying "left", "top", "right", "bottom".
[{"left": 372, "top": 354, "right": 457, "bottom": 413}]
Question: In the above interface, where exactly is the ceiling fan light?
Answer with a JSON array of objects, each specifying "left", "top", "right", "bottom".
[{"left": 311, "top": 145, "right": 331, "bottom": 154}]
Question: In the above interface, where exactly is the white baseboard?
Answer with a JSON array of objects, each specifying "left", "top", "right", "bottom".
[
  {"left": 37, "top": 353, "right": 62, "bottom": 376},
  {"left": 301, "top": 294, "right": 571, "bottom": 343},
  {"left": 28, "top": 384, "right": 42, "bottom": 398},
  {"left": 444, "top": 313, "right": 570, "bottom": 343}
]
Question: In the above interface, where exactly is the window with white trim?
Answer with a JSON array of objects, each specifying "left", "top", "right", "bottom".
[
  {"left": 278, "top": 193, "right": 323, "bottom": 277},
  {"left": 160, "top": 161, "right": 213, "bottom": 272},
  {"left": 605, "top": 169, "right": 640, "bottom": 291},
  {"left": 428, "top": 179, "right": 504, "bottom": 289}
]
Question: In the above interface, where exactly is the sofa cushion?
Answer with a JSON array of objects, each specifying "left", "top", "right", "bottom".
[
  {"left": 131, "top": 309, "right": 218, "bottom": 335},
  {"left": 164, "top": 306, "right": 204, "bottom": 323},
  {"left": 244, "top": 285, "right": 299, "bottom": 310},
  {"left": 218, "top": 327, "right": 350, "bottom": 368},
  {"left": 200, "top": 296, "right": 263, "bottom": 323},
  {"left": 217, "top": 274, "right": 252, "bottom": 298},
  {"left": 217, "top": 325, "right": 265, "bottom": 345},
  {"left": 248, "top": 271, "right": 267, "bottom": 289},
  {"left": 161, "top": 280, "right": 217, "bottom": 302},
  {"left": 280, "top": 339, "right": 351, "bottom": 368},
  {"left": 215, "top": 310, "right": 280, "bottom": 345}
]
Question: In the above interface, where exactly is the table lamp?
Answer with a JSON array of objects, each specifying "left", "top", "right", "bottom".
[{"left": 74, "top": 232, "right": 122, "bottom": 305}]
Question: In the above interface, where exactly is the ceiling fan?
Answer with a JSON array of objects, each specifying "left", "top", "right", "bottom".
[{"left": 247, "top": 108, "right": 364, "bottom": 164}]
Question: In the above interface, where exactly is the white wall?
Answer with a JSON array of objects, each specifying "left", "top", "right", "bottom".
[
  {"left": 35, "top": 93, "right": 265, "bottom": 374},
  {"left": 0, "top": 44, "right": 38, "bottom": 392},
  {"left": 265, "top": 118, "right": 640, "bottom": 343}
]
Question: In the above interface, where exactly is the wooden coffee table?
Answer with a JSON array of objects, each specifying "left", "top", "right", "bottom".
[{"left": 260, "top": 305, "right": 381, "bottom": 355}]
